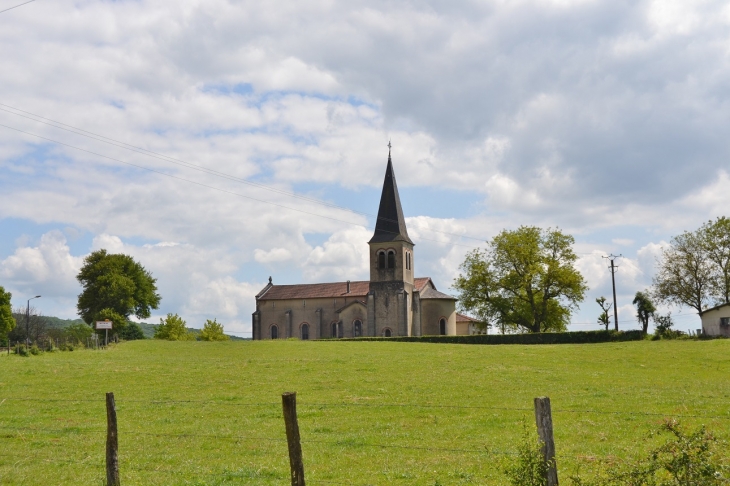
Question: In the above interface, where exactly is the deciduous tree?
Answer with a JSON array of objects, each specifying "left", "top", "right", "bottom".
[
  {"left": 76, "top": 250, "right": 160, "bottom": 331},
  {"left": 701, "top": 216, "right": 730, "bottom": 305},
  {"left": 0, "top": 286, "right": 16, "bottom": 342},
  {"left": 596, "top": 296, "right": 612, "bottom": 331},
  {"left": 199, "top": 319, "right": 229, "bottom": 341},
  {"left": 454, "top": 226, "right": 588, "bottom": 333},
  {"left": 154, "top": 313, "right": 194, "bottom": 341},
  {"left": 654, "top": 217, "right": 730, "bottom": 315},
  {"left": 633, "top": 290, "right": 656, "bottom": 335}
]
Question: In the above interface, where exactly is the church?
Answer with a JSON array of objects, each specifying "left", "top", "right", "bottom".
[{"left": 251, "top": 150, "right": 469, "bottom": 340}]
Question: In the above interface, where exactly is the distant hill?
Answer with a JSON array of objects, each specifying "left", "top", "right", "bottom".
[
  {"left": 39, "top": 316, "right": 245, "bottom": 340},
  {"left": 44, "top": 316, "right": 86, "bottom": 329}
]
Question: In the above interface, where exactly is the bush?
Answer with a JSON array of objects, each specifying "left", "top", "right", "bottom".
[
  {"left": 65, "top": 322, "right": 93, "bottom": 344},
  {"left": 154, "top": 313, "right": 195, "bottom": 341},
  {"left": 29, "top": 344, "right": 41, "bottom": 355},
  {"left": 342, "top": 330, "right": 645, "bottom": 345},
  {"left": 503, "top": 424, "right": 551, "bottom": 486},
  {"left": 119, "top": 322, "right": 145, "bottom": 340},
  {"left": 199, "top": 318, "right": 229, "bottom": 341},
  {"left": 14, "top": 344, "right": 29, "bottom": 357},
  {"left": 568, "top": 420, "right": 728, "bottom": 485}
]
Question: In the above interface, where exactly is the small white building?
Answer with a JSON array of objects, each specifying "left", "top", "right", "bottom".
[{"left": 701, "top": 303, "right": 730, "bottom": 337}]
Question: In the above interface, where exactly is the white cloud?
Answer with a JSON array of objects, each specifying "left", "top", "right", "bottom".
[{"left": 0, "top": 0, "right": 727, "bottom": 335}]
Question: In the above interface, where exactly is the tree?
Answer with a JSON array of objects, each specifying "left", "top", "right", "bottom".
[
  {"left": 454, "top": 226, "right": 588, "bottom": 333},
  {"left": 119, "top": 322, "right": 145, "bottom": 340},
  {"left": 633, "top": 290, "right": 656, "bottom": 335},
  {"left": 701, "top": 216, "right": 730, "bottom": 305},
  {"left": 596, "top": 296, "right": 612, "bottom": 331},
  {"left": 653, "top": 312, "right": 674, "bottom": 337},
  {"left": 154, "top": 313, "right": 194, "bottom": 341},
  {"left": 76, "top": 250, "right": 161, "bottom": 332},
  {"left": 0, "top": 286, "right": 16, "bottom": 343},
  {"left": 653, "top": 217, "right": 730, "bottom": 316},
  {"left": 65, "top": 322, "right": 93, "bottom": 344},
  {"left": 199, "top": 318, "right": 229, "bottom": 341},
  {"left": 9, "top": 306, "right": 47, "bottom": 344}
]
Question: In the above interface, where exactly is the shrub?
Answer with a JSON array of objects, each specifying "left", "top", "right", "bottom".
[
  {"left": 119, "top": 322, "right": 145, "bottom": 340},
  {"left": 503, "top": 424, "right": 551, "bottom": 486},
  {"left": 568, "top": 420, "right": 728, "bottom": 485},
  {"left": 154, "top": 313, "right": 195, "bottom": 341},
  {"left": 199, "top": 319, "right": 229, "bottom": 341},
  {"left": 15, "top": 344, "right": 29, "bottom": 357},
  {"left": 29, "top": 344, "right": 41, "bottom": 355},
  {"left": 65, "top": 322, "right": 93, "bottom": 344}
]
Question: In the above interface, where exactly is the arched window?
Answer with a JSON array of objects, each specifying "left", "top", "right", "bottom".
[
  {"left": 378, "top": 251, "right": 386, "bottom": 269},
  {"left": 271, "top": 325, "right": 279, "bottom": 339},
  {"left": 331, "top": 322, "right": 338, "bottom": 338},
  {"left": 383, "top": 328, "right": 392, "bottom": 337},
  {"left": 301, "top": 323, "right": 309, "bottom": 340},
  {"left": 387, "top": 250, "right": 395, "bottom": 269},
  {"left": 354, "top": 320, "right": 362, "bottom": 337},
  {"left": 439, "top": 318, "right": 447, "bottom": 336}
]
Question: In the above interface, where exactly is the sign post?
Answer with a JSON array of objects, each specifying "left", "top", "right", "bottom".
[{"left": 96, "top": 320, "right": 113, "bottom": 347}]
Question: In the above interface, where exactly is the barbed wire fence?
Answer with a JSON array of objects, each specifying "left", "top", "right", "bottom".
[{"left": 2, "top": 394, "right": 729, "bottom": 485}]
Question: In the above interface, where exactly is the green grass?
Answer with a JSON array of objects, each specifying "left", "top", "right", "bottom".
[{"left": 1, "top": 339, "right": 730, "bottom": 485}]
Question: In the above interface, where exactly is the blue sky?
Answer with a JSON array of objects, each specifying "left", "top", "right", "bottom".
[{"left": 2, "top": 0, "right": 729, "bottom": 335}]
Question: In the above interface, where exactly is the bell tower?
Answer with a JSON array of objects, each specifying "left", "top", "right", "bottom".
[{"left": 367, "top": 145, "right": 414, "bottom": 337}]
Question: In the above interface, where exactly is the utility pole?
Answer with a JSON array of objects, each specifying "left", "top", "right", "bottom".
[
  {"left": 603, "top": 255, "right": 621, "bottom": 331},
  {"left": 25, "top": 295, "right": 41, "bottom": 347}
]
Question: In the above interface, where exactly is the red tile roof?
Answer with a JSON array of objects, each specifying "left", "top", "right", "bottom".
[
  {"left": 257, "top": 277, "right": 434, "bottom": 300},
  {"left": 456, "top": 313, "right": 479, "bottom": 322}
]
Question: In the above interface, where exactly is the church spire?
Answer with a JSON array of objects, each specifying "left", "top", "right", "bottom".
[{"left": 369, "top": 144, "right": 413, "bottom": 244}]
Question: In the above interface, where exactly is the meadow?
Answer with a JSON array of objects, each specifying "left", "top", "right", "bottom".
[{"left": 1, "top": 339, "right": 729, "bottom": 485}]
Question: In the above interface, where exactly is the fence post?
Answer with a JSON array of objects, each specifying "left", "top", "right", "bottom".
[
  {"left": 106, "top": 392, "right": 120, "bottom": 486},
  {"left": 534, "top": 397, "right": 558, "bottom": 486},
  {"left": 281, "top": 392, "right": 305, "bottom": 486}
]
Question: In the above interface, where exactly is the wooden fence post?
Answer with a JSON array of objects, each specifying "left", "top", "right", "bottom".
[
  {"left": 281, "top": 392, "right": 305, "bottom": 486},
  {"left": 534, "top": 396, "right": 558, "bottom": 486},
  {"left": 106, "top": 392, "right": 120, "bottom": 486}
]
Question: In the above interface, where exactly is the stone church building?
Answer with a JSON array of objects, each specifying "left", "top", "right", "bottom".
[{"left": 252, "top": 152, "right": 459, "bottom": 340}]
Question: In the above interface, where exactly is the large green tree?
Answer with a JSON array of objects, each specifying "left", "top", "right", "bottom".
[
  {"left": 76, "top": 250, "right": 161, "bottom": 330},
  {"left": 0, "top": 286, "right": 16, "bottom": 341},
  {"left": 454, "top": 226, "right": 588, "bottom": 333},
  {"left": 653, "top": 216, "right": 730, "bottom": 315}
]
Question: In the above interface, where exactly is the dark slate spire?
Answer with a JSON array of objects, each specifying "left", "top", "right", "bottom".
[{"left": 369, "top": 146, "right": 413, "bottom": 244}]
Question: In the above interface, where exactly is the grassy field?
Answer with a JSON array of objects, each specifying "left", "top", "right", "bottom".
[{"left": 1, "top": 339, "right": 729, "bottom": 485}]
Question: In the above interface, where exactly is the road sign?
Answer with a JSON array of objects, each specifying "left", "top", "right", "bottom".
[{"left": 96, "top": 320, "right": 113, "bottom": 330}]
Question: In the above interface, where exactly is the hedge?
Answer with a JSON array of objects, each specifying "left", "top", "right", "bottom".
[{"left": 338, "top": 329, "right": 645, "bottom": 345}]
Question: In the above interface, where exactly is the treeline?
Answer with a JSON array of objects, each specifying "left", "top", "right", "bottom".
[{"left": 454, "top": 217, "right": 730, "bottom": 336}]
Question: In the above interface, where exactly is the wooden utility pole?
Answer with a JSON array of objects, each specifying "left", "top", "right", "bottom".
[
  {"left": 106, "top": 392, "right": 120, "bottom": 486},
  {"left": 281, "top": 392, "right": 305, "bottom": 486},
  {"left": 603, "top": 254, "right": 621, "bottom": 331},
  {"left": 534, "top": 397, "right": 558, "bottom": 486}
]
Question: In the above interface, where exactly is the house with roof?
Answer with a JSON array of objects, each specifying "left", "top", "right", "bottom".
[
  {"left": 251, "top": 150, "right": 458, "bottom": 339},
  {"left": 701, "top": 303, "right": 730, "bottom": 337}
]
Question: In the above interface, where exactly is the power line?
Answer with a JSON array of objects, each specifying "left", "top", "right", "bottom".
[
  {"left": 0, "top": 0, "right": 35, "bottom": 14},
  {"left": 0, "top": 104, "right": 491, "bottom": 244}
]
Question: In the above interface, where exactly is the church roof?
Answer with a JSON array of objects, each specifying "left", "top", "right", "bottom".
[
  {"left": 369, "top": 151, "right": 413, "bottom": 245},
  {"left": 456, "top": 313, "right": 479, "bottom": 322},
  {"left": 257, "top": 277, "right": 434, "bottom": 301},
  {"left": 419, "top": 285, "right": 457, "bottom": 300}
]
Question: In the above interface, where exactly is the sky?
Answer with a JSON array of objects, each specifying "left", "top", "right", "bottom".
[{"left": 1, "top": 0, "right": 729, "bottom": 336}]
